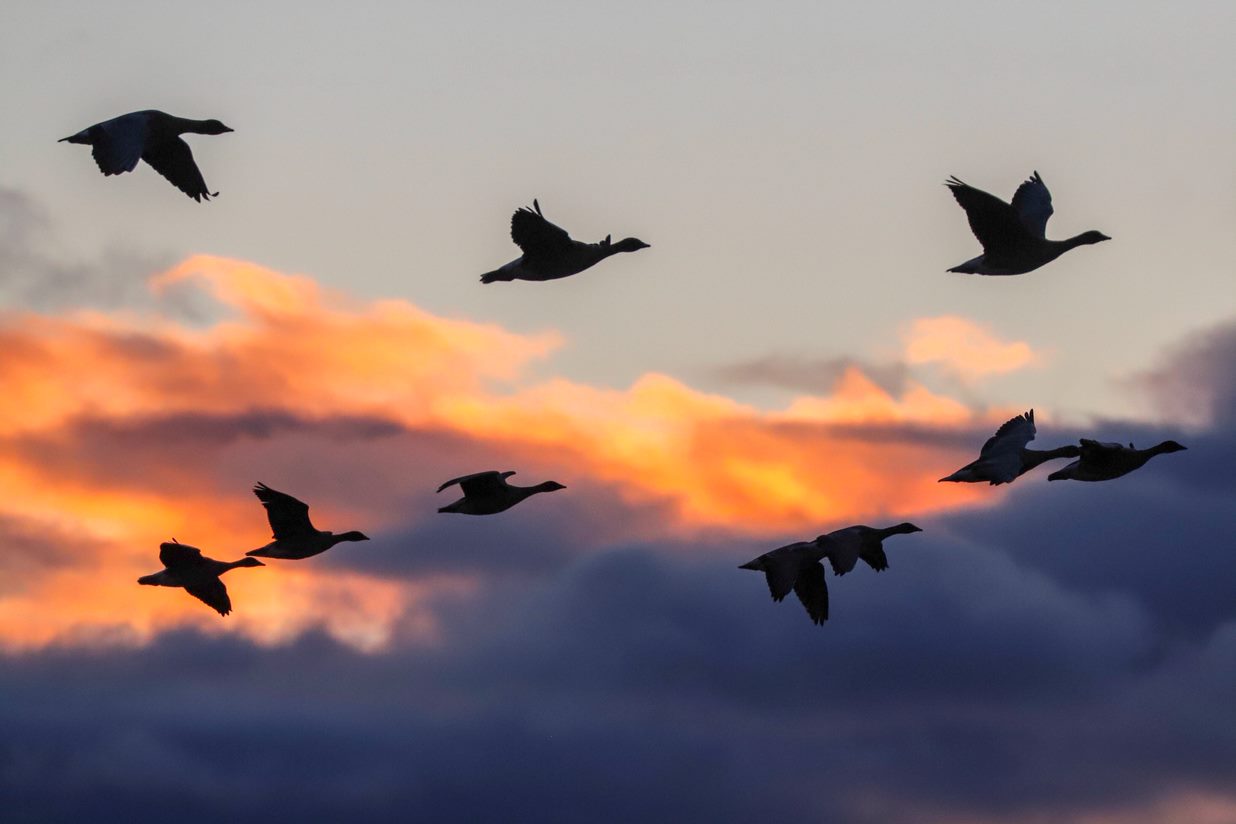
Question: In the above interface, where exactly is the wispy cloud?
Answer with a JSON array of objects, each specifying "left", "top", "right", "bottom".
[{"left": 902, "top": 315, "right": 1041, "bottom": 382}]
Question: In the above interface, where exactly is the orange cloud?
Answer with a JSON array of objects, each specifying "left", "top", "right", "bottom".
[
  {"left": 0, "top": 256, "right": 1022, "bottom": 651},
  {"left": 903, "top": 315, "right": 1040, "bottom": 381}
]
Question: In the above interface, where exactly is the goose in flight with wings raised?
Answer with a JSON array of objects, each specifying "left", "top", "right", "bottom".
[
  {"left": 137, "top": 540, "right": 263, "bottom": 616},
  {"left": 820, "top": 523, "right": 923, "bottom": 577},
  {"left": 246, "top": 483, "right": 370, "bottom": 560},
  {"left": 60, "top": 110, "right": 232, "bottom": 202},
  {"left": 945, "top": 171, "right": 1109, "bottom": 275},
  {"left": 939, "top": 410, "right": 1080, "bottom": 485},
  {"left": 436, "top": 470, "right": 566, "bottom": 515},
  {"left": 480, "top": 199, "right": 649, "bottom": 283},
  {"left": 1047, "top": 439, "right": 1186, "bottom": 482}
]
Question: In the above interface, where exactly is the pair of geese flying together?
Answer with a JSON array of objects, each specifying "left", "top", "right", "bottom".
[
  {"left": 140, "top": 471, "right": 566, "bottom": 615},
  {"left": 938, "top": 409, "right": 1185, "bottom": 485}
]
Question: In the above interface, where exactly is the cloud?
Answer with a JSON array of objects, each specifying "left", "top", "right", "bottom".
[
  {"left": 902, "top": 315, "right": 1041, "bottom": 382},
  {"left": 1130, "top": 318, "right": 1236, "bottom": 427},
  {"left": 714, "top": 353, "right": 910, "bottom": 396}
]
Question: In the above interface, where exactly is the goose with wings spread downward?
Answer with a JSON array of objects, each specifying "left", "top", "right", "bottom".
[
  {"left": 939, "top": 409, "right": 1081, "bottom": 485},
  {"left": 1047, "top": 439, "right": 1187, "bottom": 482},
  {"left": 59, "top": 110, "right": 232, "bottom": 202},
  {"left": 480, "top": 199, "right": 649, "bottom": 283},
  {"left": 436, "top": 470, "right": 566, "bottom": 515},
  {"left": 945, "top": 171, "right": 1109, "bottom": 275},
  {"left": 246, "top": 483, "right": 370, "bottom": 560},
  {"left": 138, "top": 540, "right": 264, "bottom": 616}
]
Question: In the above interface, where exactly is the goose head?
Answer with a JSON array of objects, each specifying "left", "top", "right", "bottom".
[
  {"left": 338, "top": 531, "right": 371, "bottom": 542},
  {"left": 1077, "top": 230, "right": 1111, "bottom": 245},
  {"left": 1154, "top": 440, "right": 1187, "bottom": 454},
  {"left": 612, "top": 237, "right": 650, "bottom": 253},
  {"left": 535, "top": 481, "right": 567, "bottom": 494},
  {"left": 234, "top": 557, "right": 265, "bottom": 568},
  {"left": 197, "top": 119, "right": 234, "bottom": 135}
]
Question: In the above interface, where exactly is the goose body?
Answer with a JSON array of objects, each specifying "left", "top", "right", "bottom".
[
  {"left": 246, "top": 483, "right": 369, "bottom": 560},
  {"left": 939, "top": 410, "right": 1080, "bottom": 485},
  {"left": 137, "top": 540, "right": 263, "bottom": 616},
  {"left": 1047, "top": 439, "right": 1186, "bottom": 482},
  {"left": 436, "top": 470, "right": 565, "bottom": 515},
  {"left": 822, "top": 522, "right": 923, "bottom": 576},
  {"left": 739, "top": 537, "right": 833, "bottom": 625},
  {"left": 946, "top": 171, "right": 1109, "bottom": 275},
  {"left": 480, "top": 200, "right": 649, "bottom": 283},
  {"left": 59, "top": 109, "right": 232, "bottom": 201}
]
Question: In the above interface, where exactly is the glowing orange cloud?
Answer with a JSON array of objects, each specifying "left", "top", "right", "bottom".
[
  {"left": 0, "top": 256, "right": 1023, "bottom": 650},
  {"left": 903, "top": 315, "right": 1041, "bottom": 381}
]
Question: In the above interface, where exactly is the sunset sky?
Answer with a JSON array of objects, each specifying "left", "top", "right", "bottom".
[{"left": 3, "top": 2, "right": 1236, "bottom": 822}]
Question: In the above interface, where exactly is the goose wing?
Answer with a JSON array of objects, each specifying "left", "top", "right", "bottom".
[
  {"left": 185, "top": 579, "right": 232, "bottom": 616},
  {"left": 159, "top": 540, "right": 204, "bottom": 570},
  {"left": 85, "top": 114, "right": 148, "bottom": 176},
  {"left": 792, "top": 562, "right": 829, "bottom": 624},
  {"left": 253, "top": 483, "right": 316, "bottom": 539},
  {"left": 979, "top": 409, "right": 1037, "bottom": 457},
  {"left": 142, "top": 136, "right": 215, "bottom": 201},
  {"left": 436, "top": 470, "right": 515, "bottom": 496},
  {"left": 1079, "top": 439, "right": 1126, "bottom": 468},
  {"left": 860, "top": 545, "right": 889, "bottom": 572},
  {"left": 946, "top": 176, "right": 1031, "bottom": 253},
  {"left": 510, "top": 200, "right": 572, "bottom": 262},
  {"left": 758, "top": 544, "right": 807, "bottom": 602},
  {"left": 1010, "top": 171, "right": 1054, "bottom": 238}
]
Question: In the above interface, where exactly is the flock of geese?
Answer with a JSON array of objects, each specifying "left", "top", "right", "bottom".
[{"left": 58, "top": 109, "right": 1187, "bottom": 625}]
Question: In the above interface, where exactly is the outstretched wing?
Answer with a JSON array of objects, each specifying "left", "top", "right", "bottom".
[
  {"left": 142, "top": 137, "right": 215, "bottom": 201},
  {"left": 979, "top": 409, "right": 1037, "bottom": 457},
  {"left": 946, "top": 176, "right": 1032, "bottom": 253},
  {"left": 253, "top": 483, "right": 316, "bottom": 539},
  {"left": 185, "top": 579, "right": 232, "bottom": 616},
  {"left": 860, "top": 545, "right": 889, "bottom": 572},
  {"left": 159, "top": 540, "right": 204, "bottom": 569},
  {"left": 793, "top": 562, "right": 829, "bottom": 624},
  {"left": 1010, "top": 171, "right": 1054, "bottom": 238},
  {"left": 510, "top": 200, "right": 572, "bottom": 262},
  {"left": 436, "top": 470, "right": 514, "bottom": 496},
  {"left": 90, "top": 115, "right": 147, "bottom": 175}
]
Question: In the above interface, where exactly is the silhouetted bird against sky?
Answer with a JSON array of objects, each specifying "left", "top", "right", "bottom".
[
  {"left": 137, "top": 540, "right": 263, "bottom": 616},
  {"left": 480, "top": 199, "right": 649, "bottom": 283},
  {"left": 246, "top": 483, "right": 370, "bottom": 560},
  {"left": 739, "top": 536, "right": 833, "bottom": 625},
  {"left": 1047, "top": 439, "right": 1186, "bottom": 482},
  {"left": 59, "top": 110, "right": 232, "bottom": 201},
  {"left": 821, "top": 523, "right": 922, "bottom": 575},
  {"left": 436, "top": 470, "right": 565, "bottom": 515},
  {"left": 939, "top": 409, "right": 1080, "bottom": 485},
  {"left": 946, "top": 171, "right": 1109, "bottom": 275}
]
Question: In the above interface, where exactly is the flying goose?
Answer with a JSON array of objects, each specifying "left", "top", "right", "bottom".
[
  {"left": 739, "top": 537, "right": 834, "bottom": 625},
  {"left": 820, "top": 523, "right": 923, "bottom": 576},
  {"left": 946, "top": 171, "right": 1109, "bottom": 275},
  {"left": 436, "top": 470, "right": 565, "bottom": 515},
  {"left": 1047, "top": 439, "right": 1186, "bottom": 482},
  {"left": 480, "top": 199, "right": 649, "bottom": 283},
  {"left": 60, "top": 110, "right": 232, "bottom": 201},
  {"left": 137, "top": 540, "right": 263, "bottom": 616},
  {"left": 246, "top": 483, "right": 370, "bottom": 560},
  {"left": 939, "top": 410, "right": 1081, "bottom": 485}
]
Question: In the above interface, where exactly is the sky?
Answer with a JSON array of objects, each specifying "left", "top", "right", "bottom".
[{"left": 1, "top": 2, "right": 1235, "bottom": 822}]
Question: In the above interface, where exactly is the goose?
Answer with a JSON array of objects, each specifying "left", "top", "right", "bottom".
[
  {"left": 1047, "top": 439, "right": 1186, "bottom": 482},
  {"left": 939, "top": 409, "right": 1080, "bottom": 485},
  {"left": 480, "top": 199, "right": 649, "bottom": 283},
  {"left": 821, "top": 523, "right": 922, "bottom": 576},
  {"left": 246, "top": 483, "right": 370, "bottom": 559},
  {"left": 59, "top": 110, "right": 232, "bottom": 201},
  {"left": 137, "top": 540, "right": 263, "bottom": 616},
  {"left": 436, "top": 470, "right": 565, "bottom": 515},
  {"left": 739, "top": 537, "right": 834, "bottom": 625},
  {"left": 946, "top": 171, "right": 1109, "bottom": 275}
]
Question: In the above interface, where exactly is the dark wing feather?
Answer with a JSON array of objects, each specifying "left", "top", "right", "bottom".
[
  {"left": 946, "top": 176, "right": 1032, "bottom": 253},
  {"left": 860, "top": 546, "right": 889, "bottom": 572},
  {"left": 90, "top": 117, "right": 147, "bottom": 175},
  {"left": 142, "top": 136, "right": 215, "bottom": 201},
  {"left": 793, "top": 562, "right": 829, "bottom": 624},
  {"left": 510, "top": 200, "right": 572, "bottom": 262},
  {"left": 436, "top": 470, "right": 513, "bottom": 496},
  {"left": 1078, "top": 439, "right": 1124, "bottom": 468},
  {"left": 159, "top": 540, "right": 204, "bottom": 569},
  {"left": 253, "top": 483, "right": 316, "bottom": 539},
  {"left": 1010, "top": 171, "right": 1054, "bottom": 238},
  {"left": 978, "top": 409, "right": 1036, "bottom": 457},
  {"left": 185, "top": 579, "right": 232, "bottom": 616}
]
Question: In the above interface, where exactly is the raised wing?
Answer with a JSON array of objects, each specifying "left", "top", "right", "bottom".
[
  {"left": 510, "top": 200, "right": 572, "bottom": 261},
  {"left": 253, "top": 483, "right": 316, "bottom": 539},
  {"left": 979, "top": 409, "right": 1037, "bottom": 457},
  {"left": 159, "top": 540, "right": 204, "bottom": 569},
  {"left": 142, "top": 136, "right": 215, "bottom": 201},
  {"left": 946, "top": 176, "right": 1032, "bottom": 253},
  {"left": 1010, "top": 171, "right": 1054, "bottom": 238},
  {"left": 792, "top": 562, "right": 829, "bottom": 624},
  {"left": 436, "top": 470, "right": 514, "bottom": 496},
  {"left": 185, "top": 579, "right": 232, "bottom": 616}
]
